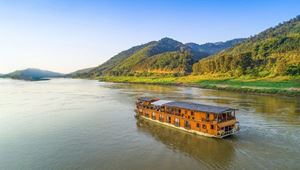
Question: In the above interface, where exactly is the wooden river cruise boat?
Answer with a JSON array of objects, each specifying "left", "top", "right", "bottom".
[{"left": 135, "top": 97, "right": 239, "bottom": 138}]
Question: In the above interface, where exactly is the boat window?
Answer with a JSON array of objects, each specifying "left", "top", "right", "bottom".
[{"left": 206, "top": 113, "right": 209, "bottom": 120}]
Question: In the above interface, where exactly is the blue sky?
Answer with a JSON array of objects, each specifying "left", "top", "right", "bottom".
[{"left": 0, "top": 0, "right": 299, "bottom": 73}]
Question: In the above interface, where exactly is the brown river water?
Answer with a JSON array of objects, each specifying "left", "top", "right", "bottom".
[{"left": 0, "top": 78, "right": 299, "bottom": 169}]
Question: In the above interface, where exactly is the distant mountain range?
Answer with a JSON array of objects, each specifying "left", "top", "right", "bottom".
[
  {"left": 1, "top": 68, "right": 64, "bottom": 81},
  {"left": 72, "top": 15, "right": 300, "bottom": 78},
  {"left": 74, "top": 37, "right": 245, "bottom": 78},
  {"left": 4, "top": 15, "right": 300, "bottom": 81}
]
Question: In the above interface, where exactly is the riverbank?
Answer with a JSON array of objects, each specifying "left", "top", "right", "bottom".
[{"left": 100, "top": 75, "right": 300, "bottom": 96}]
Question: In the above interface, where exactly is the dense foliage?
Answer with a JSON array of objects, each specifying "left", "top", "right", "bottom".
[
  {"left": 132, "top": 51, "right": 193, "bottom": 76},
  {"left": 193, "top": 16, "right": 300, "bottom": 77}
]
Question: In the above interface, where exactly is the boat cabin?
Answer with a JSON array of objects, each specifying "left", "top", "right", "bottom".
[{"left": 135, "top": 97, "right": 239, "bottom": 138}]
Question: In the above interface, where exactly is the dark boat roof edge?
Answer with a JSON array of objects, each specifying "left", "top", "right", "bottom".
[{"left": 137, "top": 97, "right": 236, "bottom": 114}]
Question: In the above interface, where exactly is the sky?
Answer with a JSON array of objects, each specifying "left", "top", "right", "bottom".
[{"left": 0, "top": 0, "right": 299, "bottom": 74}]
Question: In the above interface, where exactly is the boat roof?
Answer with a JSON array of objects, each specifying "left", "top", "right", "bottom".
[
  {"left": 151, "top": 100, "right": 172, "bottom": 106},
  {"left": 163, "top": 101, "right": 235, "bottom": 114}
]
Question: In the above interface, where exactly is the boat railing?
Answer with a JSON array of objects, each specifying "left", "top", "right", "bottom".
[
  {"left": 224, "top": 130, "right": 233, "bottom": 135},
  {"left": 217, "top": 127, "right": 238, "bottom": 137},
  {"left": 217, "top": 116, "right": 235, "bottom": 123}
]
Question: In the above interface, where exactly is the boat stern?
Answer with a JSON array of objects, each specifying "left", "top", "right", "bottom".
[{"left": 216, "top": 121, "right": 240, "bottom": 138}]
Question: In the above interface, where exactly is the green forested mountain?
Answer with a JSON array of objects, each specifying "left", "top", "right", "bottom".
[
  {"left": 73, "top": 16, "right": 300, "bottom": 79},
  {"left": 2, "top": 68, "right": 64, "bottom": 80},
  {"left": 193, "top": 16, "right": 300, "bottom": 76},
  {"left": 79, "top": 37, "right": 243, "bottom": 77},
  {"left": 70, "top": 16, "right": 300, "bottom": 96},
  {"left": 131, "top": 50, "right": 193, "bottom": 75},
  {"left": 107, "top": 38, "right": 196, "bottom": 76},
  {"left": 85, "top": 38, "right": 202, "bottom": 77}
]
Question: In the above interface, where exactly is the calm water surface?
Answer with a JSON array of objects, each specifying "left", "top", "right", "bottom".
[{"left": 0, "top": 78, "right": 299, "bottom": 169}]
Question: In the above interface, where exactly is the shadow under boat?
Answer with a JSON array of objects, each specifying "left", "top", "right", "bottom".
[{"left": 136, "top": 118, "right": 236, "bottom": 168}]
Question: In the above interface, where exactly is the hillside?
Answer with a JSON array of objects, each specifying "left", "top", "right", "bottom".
[
  {"left": 108, "top": 38, "right": 196, "bottom": 76},
  {"left": 68, "top": 67, "right": 96, "bottom": 78},
  {"left": 78, "top": 37, "right": 243, "bottom": 77},
  {"left": 86, "top": 38, "right": 199, "bottom": 76},
  {"left": 89, "top": 41, "right": 156, "bottom": 77},
  {"left": 193, "top": 16, "right": 300, "bottom": 77},
  {"left": 2, "top": 68, "right": 64, "bottom": 81}
]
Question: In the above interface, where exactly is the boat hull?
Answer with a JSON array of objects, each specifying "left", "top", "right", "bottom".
[{"left": 137, "top": 115, "right": 238, "bottom": 138}]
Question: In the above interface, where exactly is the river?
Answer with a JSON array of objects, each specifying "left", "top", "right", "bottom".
[{"left": 0, "top": 78, "right": 299, "bottom": 169}]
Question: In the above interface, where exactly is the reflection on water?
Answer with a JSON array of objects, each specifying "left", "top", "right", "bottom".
[
  {"left": 136, "top": 119, "right": 235, "bottom": 169},
  {"left": 0, "top": 79, "right": 299, "bottom": 169}
]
